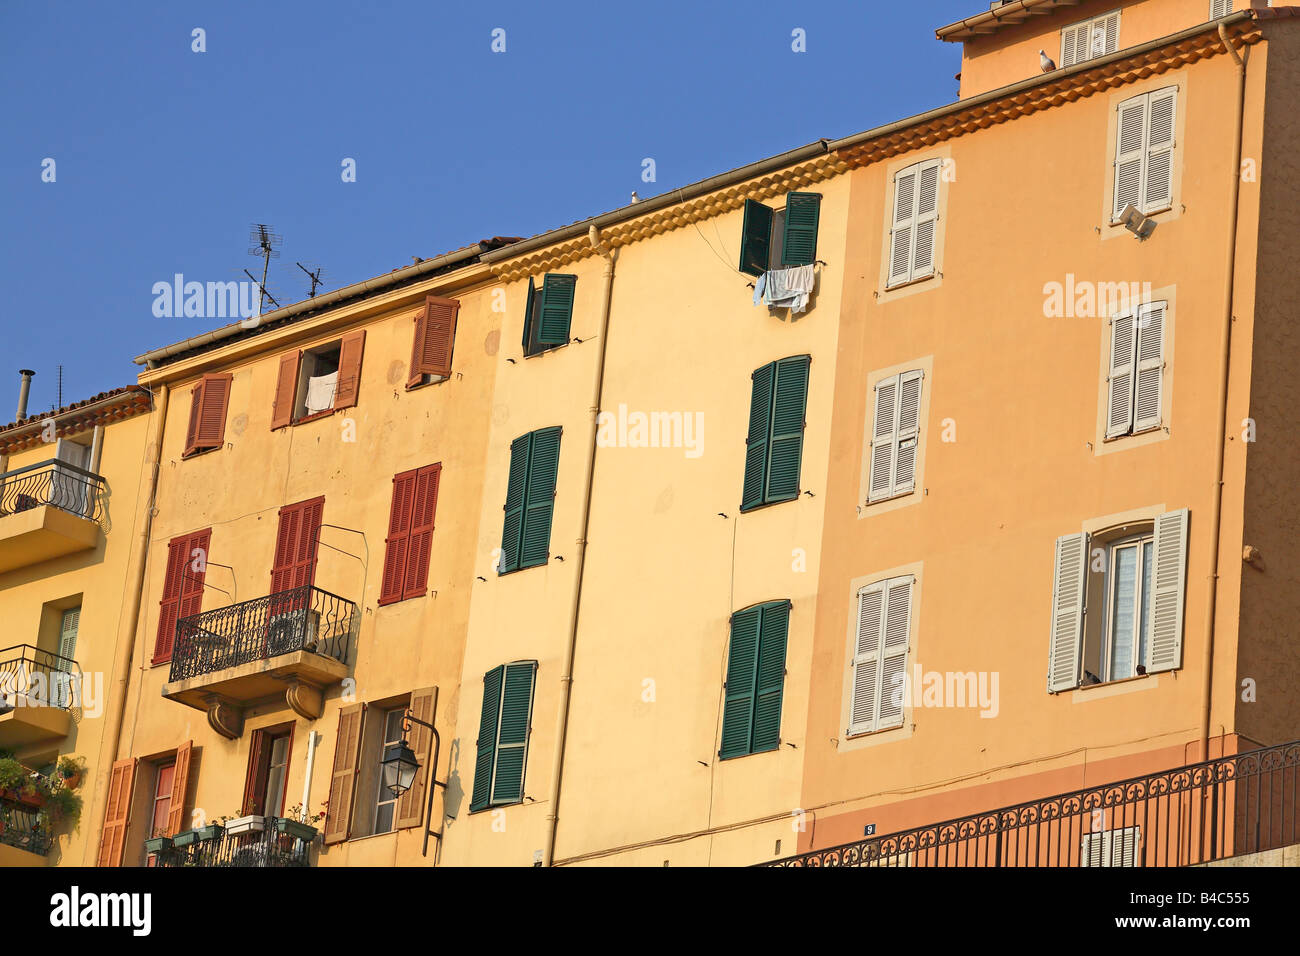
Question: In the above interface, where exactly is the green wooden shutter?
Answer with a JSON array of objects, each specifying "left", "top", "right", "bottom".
[
  {"left": 752, "top": 601, "right": 790, "bottom": 753},
  {"left": 741, "top": 363, "right": 775, "bottom": 511},
  {"left": 739, "top": 199, "right": 773, "bottom": 277},
  {"left": 470, "top": 665, "right": 504, "bottom": 811},
  {"left": 520, "top": 277, "right": 536, "bottom": 352},
  {"left": 720, "top": 606, "right": 761, "bottom": 758},
  {"left": 499, "top": 434, "right": 530, "bottom": 574},
  {"left": 491, "top": 662, "right": 537, "bottom": 804},
  {"left": 781, "top": 192, "right": 821, "bottom": 267},
  {"left": 766, "top": 356, "right": 811, "bottom": 504},
  {"left": 520, "top": 426, "right": 561, "bottom": 569},
  {"left": 538, "top": 274, "right": 576, "bottom": 346}
]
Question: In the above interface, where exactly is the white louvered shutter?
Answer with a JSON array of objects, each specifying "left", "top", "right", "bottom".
[
  {"left": 888, "top": 169, "right": 917, "bottom": 287},
  {"left": 1211, "top": 0, "right": 1233, "bottom": 20},
  {"left": 1133, "top": 302, "right": 1165, "bottom": 432},
  {"left": 1099, "top": 12, "right": 1120, "bottom": 57},
  {"left": 55, "top": 607, "right": 79, "bottom": 708},
  {"left": 1111, "top": 826, "right": 1140, "bottom": 866},
  {"left": 912, "top": 161, "right": 941, "bottom": 281},
  {"left": 1147, "top": 508, "right": 1189, "bottom": 674},
  {"left": 1081, "top": 832, "right": 1103, "bottom": 867},
  {"left": 1114, "top": 95, "right": 1147, "bottom": 220},
  {"left": 869, "top": 375, "right": 898, "bottom": 502},
  {"left": 878, "top": 577, "right": 912, "bottom": 730},
  {"left": 1144, "top": 87, "right": 1177, "bottom": 213},
  {"left": 893, "top": 370, "right": 923, "bottom": 495},
  {"left": 850, "top": 583, "right": 884, "bottom": 734},
  {"left": 1106, "top": 311, "right": 1137, "bottom": 438},
  {"left": 1048, "top": 532, "right": 1088, "bottom": 692},
  {"left": 1060, "top": 22, "right": 1088, "bottom": 67}
]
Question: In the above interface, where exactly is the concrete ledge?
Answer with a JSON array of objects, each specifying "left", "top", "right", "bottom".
[{"left": 0, "top": 505, "right": 100, "bottom": 573}]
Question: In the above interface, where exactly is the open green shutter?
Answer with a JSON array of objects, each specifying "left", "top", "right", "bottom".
[
  {"left": 766, "top": 356, "right": 810, "bottom": 503},
  {"left": 538, "top": 274, "right": 576, "bottom": 345},
  {"left": 491, "top": 662, "right": 537, "bottom": 804},
  {"left": 741, "top": 363, "right": 775, "bottom": 511},
  {"left": 520, "top": 426, "right": 561, "bottom": 568},
  {"left": 752, "top": 601, "right": 790, "bottom": 753},
  {"left": 520, "top": 277, "right": 536, "bottom": 351},
  {"left": 720, "top": 607, "right": 761, "bottom": 758},
  {"left": 739, "top": 199, "right": 773, "bottom": 277},
  {"left": 499, "top": 434, "right": 530, "bottom": 574},
  {"left": 781, "top": 192, "right": 821, "bottom": 267},
  {"left": 470, "top": 666, "right": 504, "bottom": 811}
]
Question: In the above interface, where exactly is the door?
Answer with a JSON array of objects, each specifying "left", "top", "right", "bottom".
[
  {"left": 268, "top": 498, "right": 324, "bottom": 649},
  {"left": 52, "top": 439, "right": 91, "bottom": 517},
  {"left": 52, "top": 607, "right": 79, "bottom": 708}
]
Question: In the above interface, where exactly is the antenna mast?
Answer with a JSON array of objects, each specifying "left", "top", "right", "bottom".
[
  {"left": 247, "top": 224, "right": 283, "bottom": 317},
  {"left": 295, "top": 261, "right": 326, "bottom": 298}
]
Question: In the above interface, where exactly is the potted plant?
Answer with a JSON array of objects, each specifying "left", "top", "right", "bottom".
[
  {"left": 57, "top": 755, "right": 87, "bottom": 791},
  {"left": 277, "top": 802, "right": 326, "bottom": 842},
  {"left": 171, "top": 827, "right": 201, "bottom": 848},
  {"left": 39, "top": 786, "right": 82, "bottom": 833},
  {"left": 143, "top": 826, "right": 173, "bottom": 855},
  {"left": 194, "top": 820, "right": 224, "bottom": 841},
  {"left": 0, "top": 757, "right": 43, "bottom": 808},
  {"left": 223, "top": 797, "right": 266, "bottom": 836}
]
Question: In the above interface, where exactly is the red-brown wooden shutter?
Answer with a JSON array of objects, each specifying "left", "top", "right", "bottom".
[
  {"left": 241, "top": 728, "right": 269, "bottom": 815},
  {"left": 271, "top": 497, "right": 324, "bottom": 595},
  {"left": 324, "top": 703, "right": 365, "bottom": 845},
  {"left": 153, "top": 536, "right": 189, "bottom": 664},
  {"left": 403, "top": 464, "right": 441, "bottom": 600},
  {"left": 193, "top": 374, "right": 232, "bottom": 451},
  {"left": 379, "top": 470, "right": 417, "bottom": 606},
  {"left": 271, "top": 351, "right": 301, "bottom": 430},
  {"left": 396, "top": 686, "right": 437, "bottom": 829},
  {"left": 96, "top": 758, "right": 137, "bottom": 867},
  {"left": 165, "top": 740, "right": 193, "bottom": 836},
  {"left": 421, "top": 296, "right": 459, "bottom": 378},
  {"left": 183, "top": 380, "right": 205, "bottom": 457},
  {"left": 406, "top": 304, "right": 429, "bottom": 389},
  {"left": 177, "top": 528, "right": 211, "bottom": 623},
  {"left": 333, "top": 330, "right": 366, "bottom": 410}
]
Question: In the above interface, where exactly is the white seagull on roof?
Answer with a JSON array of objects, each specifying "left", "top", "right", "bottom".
[{"left": 1039, "top": 49, "right": 1057, "bottom": 73}]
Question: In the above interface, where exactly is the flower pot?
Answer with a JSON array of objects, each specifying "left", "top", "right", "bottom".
[
  {"left": 61, "top": 773, "right": 82, "bottom": 790},
  {"left": 171, "top": 829, "right": 200, "bottom": 848},
  {"left": 222, "top": 814, "right": 265, "bottom": 836},
  {"left": 0, "top": 788, "right": 44, "bottom": 810},
  {"left": 143, "top": 836, "right": 173, "bottom": 854},
  {"left": 196, "top": 824, "right": 224, "bottom": 842},
  {"left": 274, "top": 818, "right": 318, "bottom": 842}
]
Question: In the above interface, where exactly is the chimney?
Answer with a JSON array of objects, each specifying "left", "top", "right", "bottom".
[{"left": 16, "top": 370, "right": 35, "bottom": 421}]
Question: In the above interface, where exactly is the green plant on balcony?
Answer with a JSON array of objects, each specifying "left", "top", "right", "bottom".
[
  {"left": 0, "top": 756, "right": 43, "bottom": 806},
  {"left": 39, "top": 785, "right": 81, "bottom": 833}
]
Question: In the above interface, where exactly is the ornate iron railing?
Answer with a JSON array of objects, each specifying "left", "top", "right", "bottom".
[
  {"left": 153, "top": 819, "right": 313, "bottom": 867},
  {"left": 169, "top": 585, "right": 355, "bottom": 682},
  {"left": 0, "top": 798, "right": 52, "bottom": 857},
  {"left": 0, "top": 458, "right": 104, "bottom": 522},
  {"left": 766, "top": 740, "right": 1300, "bottom": 867},
  {"left": 0, "top": 644, "right": 82, "bottom": 711}
]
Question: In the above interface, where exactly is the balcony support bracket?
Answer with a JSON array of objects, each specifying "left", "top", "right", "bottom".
[
  {"left": 284, "top": 678, "right": 325, "bottom": 721},
  {"left": 205, "top": 696, "right": 245, "bottom": 740}
]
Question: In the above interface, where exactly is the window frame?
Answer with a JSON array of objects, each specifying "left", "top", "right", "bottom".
[
  {"left": 1104, "top": 300, "right": 1167, "bottom": 441},
  {"left": 885, "top": 159, "right": 944, "bottom": 291},
  {"left": 521, "top": 274, "right": 577, "bottom": 358},
  {"left": 372, "top": 707, "right": 408, "bottom": 835},
  {"left": 1099, "top": 532, "right": 1154, "bottom": 682}
]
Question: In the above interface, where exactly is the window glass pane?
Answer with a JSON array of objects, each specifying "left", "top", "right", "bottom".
[
  {"left": 1108, "top": 545, "right": 1138, "bottom": 680},
  {"left": 375, "top": 802, "right": 395, "bottom": 834},
  {"left": 1138, "top": 539, "right": 1153, "bottom": 671}
]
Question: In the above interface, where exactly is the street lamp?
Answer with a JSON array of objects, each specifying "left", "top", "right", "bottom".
[{"left": 378, "top": 689, "right": 446, "bottom": 858}]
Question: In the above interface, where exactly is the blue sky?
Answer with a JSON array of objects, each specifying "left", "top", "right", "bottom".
[{"left": 1, "top": 0, "right": 975, "bottom": 413}]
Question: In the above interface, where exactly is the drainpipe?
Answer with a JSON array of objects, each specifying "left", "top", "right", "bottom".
[
  {"left": 1199, "top": 24, "right": 1246, "bottom": 764},
  {"left": 82, "top": 384, "right": 168, "bottom": 864},
  {"left": 542, "top": 226, "right": 617, "bottom": 867}
]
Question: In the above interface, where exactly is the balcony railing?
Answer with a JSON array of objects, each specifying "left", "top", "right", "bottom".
[
  {"left": 154, "top": 819, "right": 313, "bottom": 868},
  {"left": 0, "top": 459, "right": 104, "bottom": 522},
  {"left": 0, "top": 799, "right": 51, "bottom": 857},
  {"left": 0, "top": 644, "right": 82, "bottom": 711},
  {"left": 766, "top": 739, "right": 1300, "bottom": 867},
  {"left": 169, "top": 585, "right": 355, "bottom": 683}
]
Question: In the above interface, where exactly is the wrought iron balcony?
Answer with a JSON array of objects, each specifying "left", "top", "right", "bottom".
[
  {"left": 0, "top": 645, "right": 80, "bottom": 748},
  {"left": 0, "top": 460, "right": 104, "bottom": 573},
  {"left": 153, "top": 818, "right": 313, "bottom": 868},
  {"left": 0, "top": 799, "right": 51, "bottom": 859},
  {"left": 162, "top": 585, "right": 355, "bottom": 738},
  {"left": 766, "top": 739, "right": 1300, "bottom": 867}
]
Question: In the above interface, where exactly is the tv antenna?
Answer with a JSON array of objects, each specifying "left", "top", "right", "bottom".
[
  {"left": 296, "top": 261, "right": 327, "bottom": 298},
  {"left": 247, "top": 223, "right": 282, "bottom": 316}
]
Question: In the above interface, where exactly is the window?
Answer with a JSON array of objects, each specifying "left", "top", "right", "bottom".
[
  {"left": 849, "top": 576, "right": 913, "bottom": 735},
  {"left": 139, "top": 742, "right": 191, "bottom": 865},
  {"left": 1210, "top": 0, "right": 1233, "bottom": 19},
  {"left": 521, "top": 274, "right": 576, "bottom": 357},
  {"left": 407, "top": 295, "right": 459, "bottom": 388},
  {"left": 887, "top": 160, "right": 941, "bottom": 289},
  {"left": 271, "top": 330, "right": 365, "bottom": 429},
  {"left": 1082, "top": 826, "right": 1140, "bottom": 867},
  {"left": 470, "top": 662, "right": 538, "bottom": 810},
  {"left": 742, "top": 356, "right": 810, "bottom": 512},
  {"left": 373, "top": 708, "right": 407, "bottom": 834},
  {"left": 153, "top": 528, "right": 211, "bottom": 664},
  {"left": 738, "top": 192, "right": 823, "bottom": 276},
  {"left": 51, "top": 606, "right": 79, "bottom": 707},
  {"left": 868, "top": 370, "right": 923, "bottom": 503},
  {"left": 150, "top": 762, "right": 175, "bottom": 840},
  {"left": 1105, "top": 301, "right": 1166, "bottom": 439},
  {"left": 1060, "top": 10, "right": 1120, "bottom": 68},
  {"left": 1113, "top": 87, "right": 1177, "bottom": 221},
  {"left": 720, "top": 601, "right": 790, "bottom": 759},
  {"left": 183, "top": 373, "right": 232, "bottom": 457},
  {"left": 379, "top": 464, "right": 442, "bottom": 605},
  {"left": 52, "top": 436, "right": 95, "bottom": 515},
  {"left": 271, "top": 497, "right": 324, "bottom": 594},
  {"left": 1048, "top": 510, "right": 1189, "bottom": 693},
  {"left": 499, "top": 427, "right": 561, "bottom": 574},
  {"left": 243, "top": 725, "right": 293, "bottom": 817}
]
